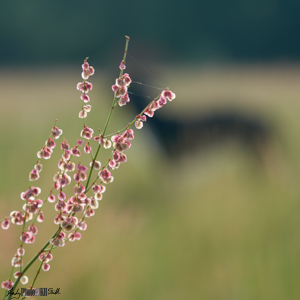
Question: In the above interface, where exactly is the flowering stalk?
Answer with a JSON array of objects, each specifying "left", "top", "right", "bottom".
[{"left": 1, "top": 36, "right": 175, "bottom": 300}]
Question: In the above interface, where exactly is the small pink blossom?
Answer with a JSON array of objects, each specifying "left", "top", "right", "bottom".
[
  {"left": 119, "top": 61, "right": 126, "bottom": 70},
  {"left": 161, "top": 88, "right": 176, "bottom": 101},
  {"left": 52, "top": 126, "right": 63, "bottom": 139},
  {"left": 80, "top": 125, "right": 94, "bottom": 139},
  {"left": 74, "top": 183, "right": 85, "bottom": 194},
  {"left": 90, "top": 160, "right": 101, "bottom": 170},
  {"left": 13, "top": 272, "right": 28, "bottom": 285},
  {"left": 80, "top": 93, "right": 90, "bottom": 103},
  {"left": 69, "top": 231, "right": 82, "bottom": 241},
  {"left": 55, "top": 200, "right": 66, "bottom": 212},
  {"left": 77, "top": 81, "right": 93, "bottom": 93},
  {"left": 108, "top": 159, "right": 116, "bottom": 169},
  {"left": 111, "top": 85, "right": 127, "bottom": 98},
  {"left": 94, "top": 134, "right": 111, "bottom": 148},
  {"left": 81, "top": 67, "right": 95, "bottom": 80},
  {"left": 113, "top": 150, "right": 121, "bottom": 161},
  {"left": 29, "top": 169, "right": 39, "bottom": 181},
  {"left": 37, "top": 146, "right": 52, "bottom": 159},
  {"left": 46, "top": 138, "right": 56, "bottom": 149},
  {"left": 144, "top": 106, "right": 154, "bottom": 117},
  {"left": 17, "top": 247, "right": 25, "bottom": 256},
  {"left": 1, "top": 217, "right": 10, "bottom": 230},
  {"left": 135, "top": 118, "right": 143, "bottom": 129},
  {"left": 1, "top": 279, "right": 13, "bottom": 290},
  {"left": 61, "top": 140, "right": 70, "bottom": 150},
  {"left": 84, "top": 143, "right": 91, "bottom": 153},
  {"left": 99, "top": 168, "right": 111, "bottom": 181},
  {"left": 115, "top": 73, "right": 132, "bottom": 87},
  {"left": 50, "top": 236, "right": 65, "bottom": 247},
  {"left": 58, "top": 190, "right": 66, "bottom": 201},
  {"left": 84, "top": 207, "right": 95, "bottom": 218},
  {"left": 81, "top": 59, "right": 95, "bottom": 79},
  {"left": 54, "top": 213, "right": 64, "bottom": 225},
  {"left": 90, "top": 197, "right": 99, "bottom": 209},
  {"left": 62, "top": 149, "right": 71, "bottom": 161},
  {"left": 20, "top": 231, "right": 34, "bottom": 244},
  {"left": 11, "top": 254, "right": 22, "bottom": 267},
  {"left": 122, "top": 128, "right": 134, "bottom": 140},
  {"left": 34, "top": 161, "right": 43, "bottom": 172},
  {"left": 77, "top": 220, "right": 87, "bottom": 231},
  {"left": 94, "top": 191, "right": 103, "bottom": 200},
  {"left": 37, "top": 211, "right": 44, "bottom": 222},
  {"left": 71, "top": 146, "right": 81, "bottom": 157},
  {"left": 42, "top": 263, "right": 50, "bottom": 271},
  {"left": 118, "top": 93, "right": 130, "bottom": 106},
  {"left": 28, "top": 224, "right": 38, "bottom": 235}
]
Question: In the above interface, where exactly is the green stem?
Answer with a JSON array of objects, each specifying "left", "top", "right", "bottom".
[
  {"left": 85, "top": 36, "right": 130, "bottom": 190},
  {"left": 5, "top": 228, "right": 61, "bottom": 300}
]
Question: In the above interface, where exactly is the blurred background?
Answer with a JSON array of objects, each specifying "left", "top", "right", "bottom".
[{"left": 1, "top": 1, "right": 300, "bottom": 299}]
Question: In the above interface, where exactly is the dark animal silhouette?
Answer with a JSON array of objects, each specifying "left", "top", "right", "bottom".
[{"left": 128, "top": 83, "right": 273, "bottom": 161}]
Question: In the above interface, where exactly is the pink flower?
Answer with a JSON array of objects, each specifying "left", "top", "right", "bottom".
[
  {"left": 115, "top": 73, "right": 132, "bottom": 87},
  {"left": 77, "top": 81, "right": 93, "bottom": 93},
  {"left": 28, "top": 224, "right": 38, "bottom": 235},
  {"left": 74, "top": 183, "right": 85, "bottom": 194},
  {"left": 161, "top": 88, "right": 176, "bottom": 101},
  {"left": 94, "top": 134, "right": 111, "bottom": 148},
  {"left": 84, "top": 143, "right": 91, "bottom": 153},
  {"left": 61, "top": 140, "right": 70, "bottom": 150},
  {"left": 1, "top": 279, "right": 13, "bottom": 290},
  {"left": 17, "top": 247, "right": 25, "bottom": 256},
  {"left": 46, "top": 138, "right": 56, "bottom": 149},
  {"left": 158, "top": 95, "right": 167, "bottom": 107},
  {"left": 37, "top": 211, "right": 44, "bottom": 222},
  {"left": 81, "top": 66, "right": 95, "bottom": 80},
  {"left": 52, "top": 126, "right": 63, "bottom": 139},
  {"left": 34, "top": 161, "right": 43, "bottom": 172},
  {"left": 118, "top": 93, "right": 130, "bottom": 106},
  {"left": 1, "top": 217, "right": 10, "bottom": 230},
  {"left": 144, "top": 106, "right": 154, "bottom": 117},
  {"left": 80, "top": 93, "right": 90, "bottom": 103},
  {"left": 71, "top": 146, "right": 81, "bottom": 157},
  {"left": 68, "top": 231, "right": 82, "bottom": 241},
  {"left": 79, "top": 105, "right": 92, "bottom": 119},
  {"left": 48, "top": 192, "right": 56, "bottom": 203},
  {"left": 135, "top": 118, "right": 143, "bottom": 129},
  {"left": 29, "top": 169, "right": 39, "bottom": 181},
  {"left": 77, "top": 220, "right": 87, "bottom": 231},
  {"left": 80, "top": 125, "right": 94, "bottom": 139},
  {"left": 111, "top": 85, "right": 127, "bottom": 98},
  {"left": 37, "top": 146, "right": 52, "bottom": 160},
  {"left": 99, "top": 168, "right": 111, "bottom": 181},
  {"left": 119, "top": 61, "right": 126, "bottom": 70},
  {"left": 84, "top": 207, "right": 95, "bottom": 218},
  {"left": 42, "top": 263, "right": 50, "bottom": 271}
]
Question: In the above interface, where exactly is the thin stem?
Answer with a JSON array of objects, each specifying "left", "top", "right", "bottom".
[
  {"left": 85, "top": 36, "right": 130, "bottom": 190},
  {"left": 5, "top": 228, "right": 61, "bottom": 300},
  {"left": 104, "top": 93, "right": 161, "bottom": 138},
  {"left": 29, "top": 245, "right": 54, "bottom": 291}
]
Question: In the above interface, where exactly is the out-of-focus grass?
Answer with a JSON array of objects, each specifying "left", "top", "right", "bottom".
[{"left": 1, "top": 65, "right": 300, "bottom": 300}]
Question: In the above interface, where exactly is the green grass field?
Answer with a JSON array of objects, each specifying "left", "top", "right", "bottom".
[{"left": 1, "top": 64, "right": 300, "bottom": 300}]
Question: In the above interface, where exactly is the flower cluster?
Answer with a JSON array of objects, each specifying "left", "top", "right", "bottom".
[
  {"left": 77, "top": 58, "right": 95, "bottom": 118},
  {"left": 38, "top": 252, "right": 53, "bottom": 272},
  {"left": 1, "top": 37, "right": 176, "bottom": 297},
  {"left": 37, "top": 127, "right": 62, "bottom": 160},
  {"left": 112, "top": 69, "right": 132, "bottom": 106},
  {"left": 135, "top": 88, "right": 176, "bottom": 129}
]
